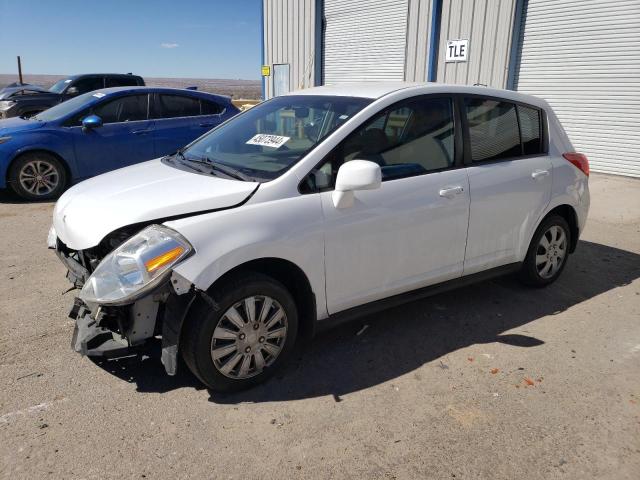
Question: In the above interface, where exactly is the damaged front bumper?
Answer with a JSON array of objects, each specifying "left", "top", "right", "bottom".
[
  {"left": 53, "top": 225, "right": 202, "bottom": 376},
  {"left": 67, "top": 272, "right": 198, "bottom": 375}
]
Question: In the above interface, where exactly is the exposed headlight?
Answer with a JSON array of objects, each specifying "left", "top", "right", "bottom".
[
  {"left": 0, "top": 101, "right": 15, "bottom": 111},
  {"left": 80, "top": 225, "right": 193, "bottom": 306}
]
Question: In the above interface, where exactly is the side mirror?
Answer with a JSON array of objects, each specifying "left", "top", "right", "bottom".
[
  {"left": 82, "top": 114, "right": 103, "bottom": 129},
  {"left": 332, "top": 160, "right": 381, "bottom": 208},
  {"left": 65, "top": 86, "right": 79, "bottom": 97}
]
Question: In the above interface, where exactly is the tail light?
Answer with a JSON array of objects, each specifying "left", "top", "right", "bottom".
[{"left": 563, "top": 152, "right": 589, "bottom": 177}]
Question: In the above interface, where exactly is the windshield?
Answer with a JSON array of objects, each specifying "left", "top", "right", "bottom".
[
  {"left": 49, "top": 78, "right": 72, "bottom": 93},
  {"left": 183, "top": 95, "right": 372, "bottom": 181},
  {"left": 33, "top": 92, "right": 97, "bottom": 122}
]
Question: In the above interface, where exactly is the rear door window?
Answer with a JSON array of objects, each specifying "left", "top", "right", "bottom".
[
  {"left": 93, "top": 94, "right": 148, "bottom": 123},
  {"left": 464, "top": 98, "right": 521, "bottom": 162},
  {"left": 152, "top": 94, "right": 201, "bottom": 119}
]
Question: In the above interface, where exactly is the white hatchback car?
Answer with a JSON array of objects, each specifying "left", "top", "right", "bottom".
[{"left": 50, "top": 83, "right": 590, "bottom": 392}]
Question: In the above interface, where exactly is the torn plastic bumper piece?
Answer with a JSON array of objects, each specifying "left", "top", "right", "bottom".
[
  {"left": 69, "top": 298, "right": 132, "bottom": 358},
  {"left": 68, "top": 271, "right": 199, "bottom": 375},
  {"left": 160, "top": 290, "right": 196, "bottom": 375}
]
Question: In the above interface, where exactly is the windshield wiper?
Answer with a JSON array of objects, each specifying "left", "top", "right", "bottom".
[
  {"left": 203, "top": 158, "right": 251, "bottom": 181},
  {"left": 174, "top": 150, "right": 250, "bottom": 181}
]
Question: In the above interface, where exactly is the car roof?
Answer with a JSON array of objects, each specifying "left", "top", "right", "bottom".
[
  {"left": 89, "top": 86, "right": 232, "bottom": 102},
  {"left": 65, "top": 73, "right": 142, "bottom": 79},
  {"left": 286, "top": 82, "right": 548, "bottom": 109}
]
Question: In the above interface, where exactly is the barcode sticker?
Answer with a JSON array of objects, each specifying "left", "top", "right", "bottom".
[{"left": 246, "top": 134, "right": 290, "bottom": 149}]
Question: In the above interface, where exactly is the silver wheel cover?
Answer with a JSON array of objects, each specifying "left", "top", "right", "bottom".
[
  {"left": 211, "top": 295, "right": 288, "bottom": 379},
  {"left": 535, "top": 225, "right": 567, "bottom": 279}
]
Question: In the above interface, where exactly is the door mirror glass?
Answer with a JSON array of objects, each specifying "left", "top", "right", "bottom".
[
  {"left": 332, "top": 160, "right": 381, "bottom": 208},
  {"left": 82, "top": 114, "right": 103, "bottom": 129}
]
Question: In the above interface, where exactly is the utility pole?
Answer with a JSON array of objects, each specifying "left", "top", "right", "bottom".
[{"left": 17, "top": 56, "right": 23, "bottom": 84}]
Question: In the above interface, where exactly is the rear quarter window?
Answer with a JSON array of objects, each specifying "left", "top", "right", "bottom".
[
  {"left": 517, "top": 105, "right": 542, "bottom": 155},
  {"left": 201, "top": 100, "right": 223, "bottom": 115}
]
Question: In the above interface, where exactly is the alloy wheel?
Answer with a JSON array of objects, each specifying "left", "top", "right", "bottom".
[
  {"left": 18, "top": 159, "right": 60, "bottom": 197},
  {"left": 210, "top": 295, "right": 288, "bottom": 379}
]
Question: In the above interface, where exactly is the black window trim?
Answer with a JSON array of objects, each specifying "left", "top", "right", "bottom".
[
  {"left": 199, "top": 98, "right": 226, "bottom": 116},
  {"left": 298, "top": 93, "right": 464, "bottom": 194},
  {"left": 66, "top": 75, "right": 106, "bottom": 95},
  {"left": 457, "top": 92, "right": 548, "bottom": 167},
  {"left": 63, "top": 92, "right": 151, "bottom": 127},
  {"left": 150, "top": 93, "right": 224, "bottom": 120}
]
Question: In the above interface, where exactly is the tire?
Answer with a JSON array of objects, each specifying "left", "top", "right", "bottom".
[
  {"left": 8, "top": 152, "right": 67, "bottom": 201},
  {"left": 181, "top": 272, "right": 299, "bottom": 393},
  {"left": 519, "top": 214, "right": 571, "bottom": 287}
]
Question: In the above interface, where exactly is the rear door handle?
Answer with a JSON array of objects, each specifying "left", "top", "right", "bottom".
[
  {"left": 133, "top": 129, "right": 152, "bottom": 135},
  {"left": 531, "top": 169, "right": 550, "bottom": 180},
  {"left": 199, "top": 123, "right": 215, "bottom": 128},
  {"left": 439, "top": 185, "right": 464, "bottom": 198}
]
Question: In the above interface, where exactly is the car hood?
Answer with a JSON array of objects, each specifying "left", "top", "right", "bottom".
[
  {"left": 53, "top": 158, "right": 259, "bottom": 250},
  {"left": 0, "top": 117, "right": 46, "bottom": 135}
]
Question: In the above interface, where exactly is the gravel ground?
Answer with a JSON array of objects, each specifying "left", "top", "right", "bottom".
[{"left": 0, "top": 173, "right": 639, "bottom": 479}]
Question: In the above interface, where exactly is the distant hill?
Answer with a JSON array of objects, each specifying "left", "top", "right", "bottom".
[{"left": 0, "top": 74, "right": 262, "bottom": 99}]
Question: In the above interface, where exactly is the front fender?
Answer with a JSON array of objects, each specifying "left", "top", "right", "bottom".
[
  {"left": 165, "top": 193, "right": 329, "bottom": 321},
  {"left": 3, "top": 131, "right": 79, "bottom": 180}
]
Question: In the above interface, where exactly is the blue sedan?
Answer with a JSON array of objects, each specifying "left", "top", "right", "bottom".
[{"left": 0, "top": 87, "right": 240, "bottom": 200}]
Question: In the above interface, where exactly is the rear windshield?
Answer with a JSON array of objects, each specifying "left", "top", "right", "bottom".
[{"left": 183, "top": 95, "right": 372, "bottom": 181}]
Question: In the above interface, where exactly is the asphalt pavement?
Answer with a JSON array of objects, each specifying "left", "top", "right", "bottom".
[{"left": 1, "top": 173, "right": 638, "bottom": 479}]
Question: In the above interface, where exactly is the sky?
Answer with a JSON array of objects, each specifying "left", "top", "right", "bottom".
[{"left": 0, "top": 0, "right": 262, "bottom": 80}]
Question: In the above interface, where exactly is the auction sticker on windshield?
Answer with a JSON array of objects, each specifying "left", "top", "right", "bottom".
[{"left": 246, "top": 134, "right": 290, "bottom": 149}]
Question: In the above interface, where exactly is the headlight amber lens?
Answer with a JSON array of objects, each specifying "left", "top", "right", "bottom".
[{"left": 145, "top": 246, "right": 185, "bottom": 273}]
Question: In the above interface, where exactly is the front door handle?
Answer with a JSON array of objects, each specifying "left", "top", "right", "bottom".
[
  {"left": 439, "top": 185, "right": 464, "bottom": 198},
  {"left": 199, "top": 123, "right": 214, "bottom": 128},
  {"left": 133, "top": 129, "right": 152, "bottom": 135},
  {"left": 531, "top": 169, "right": 550, "bottom": 180}
]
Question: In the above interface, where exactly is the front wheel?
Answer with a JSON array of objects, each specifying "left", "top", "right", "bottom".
[
  {"left": 181, "top": 273, "right": 299, "bottom": 392},
  {"left": 519, "top": 214, "right": 571, "bottom": 287},
  {"left": 8, "top": 152, "right": 67, "bottom": 200}
]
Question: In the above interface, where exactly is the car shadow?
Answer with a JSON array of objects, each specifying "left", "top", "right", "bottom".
[
  {"left": 92, "top": 240, "right": 640, "bottom": 401},
  {"left": 0, "top": 188, "right": 55, "bottom": 205}
]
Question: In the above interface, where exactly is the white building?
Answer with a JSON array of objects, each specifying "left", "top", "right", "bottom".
[{"left": 262, "top": 0, "right": 640, "bottom": 177}]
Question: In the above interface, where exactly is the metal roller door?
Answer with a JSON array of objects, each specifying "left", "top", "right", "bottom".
[
  {"left": 323, "top": 0, "right": 409, "bottom": 84},
  {"left": 514, "top": 0, "right": 640, "bottom": 177}
]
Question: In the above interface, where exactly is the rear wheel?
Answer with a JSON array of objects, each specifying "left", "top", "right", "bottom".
[
  {"left": 181, "top": 273, "right": 299, "bottom": 392},
  {"left": 8, "top": 152, "right": 67, "bottom": 200},
  {"left": 519, "top": 214, "right": 571, "bottom": 287}
]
